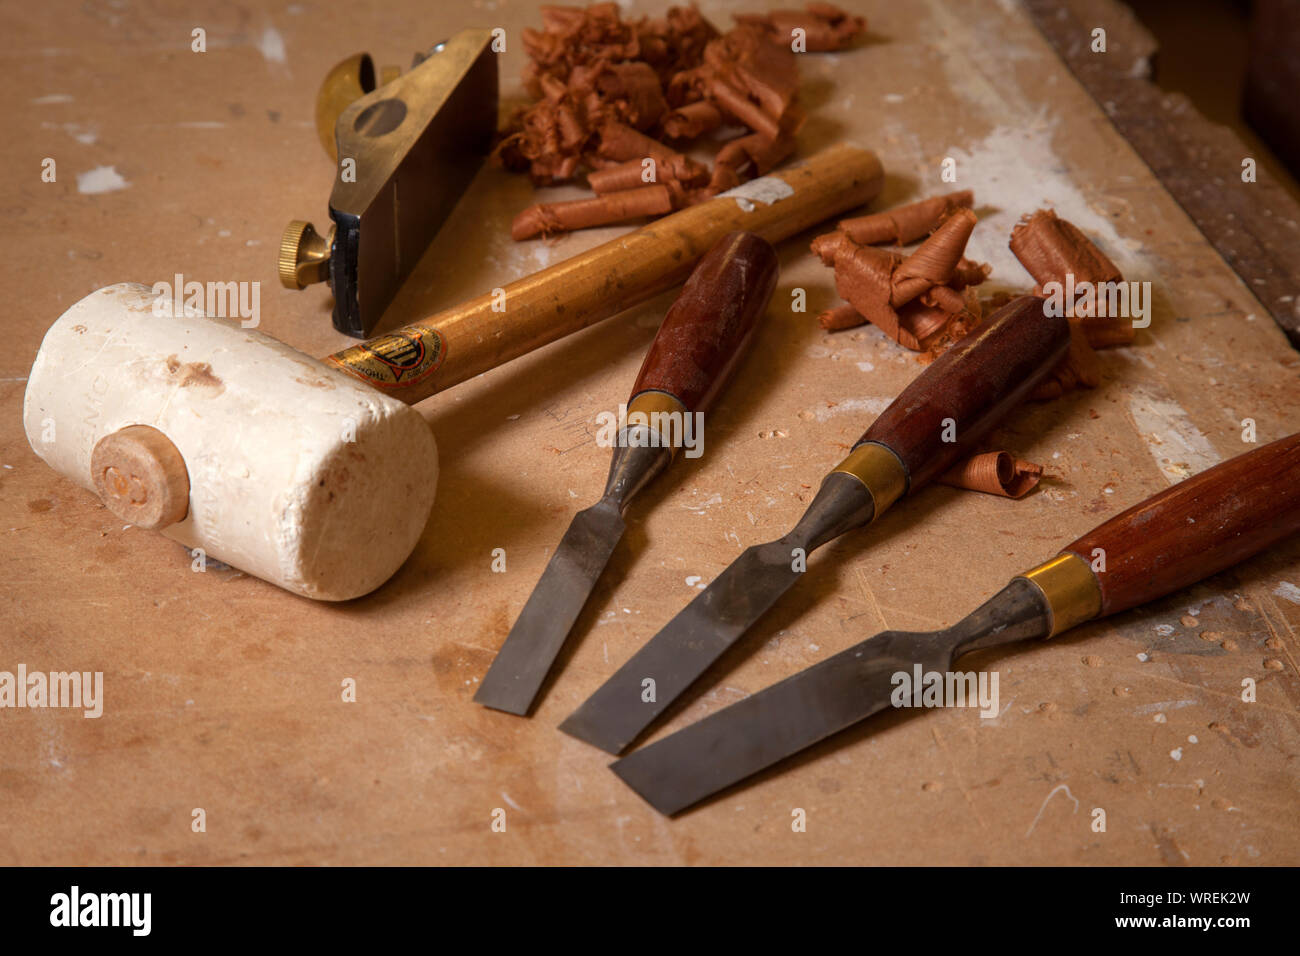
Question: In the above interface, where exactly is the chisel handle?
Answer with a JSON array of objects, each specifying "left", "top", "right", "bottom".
[
  {"left": 1070, "top": 434, "right": 1300, "bottom": 614},
  {"left": 1022, "top": 434, "right": 1300, "bottom": 635},
  {"left": 628, "top": 231, "right": 779, "bottom": 416},
  {"left": 835, "top": 296, "right": 1069, "bottom": 508}
]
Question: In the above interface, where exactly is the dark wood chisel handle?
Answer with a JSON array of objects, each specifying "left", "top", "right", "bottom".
[
  {"left": 856, "top": 295, "right": 1069, "bottom": 492},
  {"left": 1062, "top": 433, "right": 1300, "bottom": 616},
  {"left": 629, "top": 231, "right": 779, "bottom": 414}
]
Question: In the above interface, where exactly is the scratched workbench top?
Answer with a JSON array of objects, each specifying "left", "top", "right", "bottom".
[{"left": 1, "top": 0, "right": 1297, "bottom": 865}]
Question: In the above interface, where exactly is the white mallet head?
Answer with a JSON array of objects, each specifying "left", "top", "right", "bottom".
[{"left": 23, "top": 283, "right": 438, "bottom": 600}]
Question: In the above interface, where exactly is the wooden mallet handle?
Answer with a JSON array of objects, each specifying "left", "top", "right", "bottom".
[{"left": 323, "top": 144, "right": 883, "bottom": 405}]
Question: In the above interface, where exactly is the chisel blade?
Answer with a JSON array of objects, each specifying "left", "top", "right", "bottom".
[
  {"left": 474, "top": 499, "right": 626, "bottom": 715},
  {"left": 558, "top": 538, "right": 805, "bottom": 753},
  {"left": 611, "top": 630, "right": 953, "bottom": 815},
  {"left": 609, "top": 578, "right": 1054, "bottom": 815}
]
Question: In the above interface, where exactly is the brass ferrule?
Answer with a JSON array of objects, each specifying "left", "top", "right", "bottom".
[
  {"left": 831, "top": 442, "right": 908, "bottom": 517},
  {"left": 626, "top": 390, "right": 688, "bottom": 455},
  {"left": 1019, "top": 552, "right": 1103, "bottom": 638}
]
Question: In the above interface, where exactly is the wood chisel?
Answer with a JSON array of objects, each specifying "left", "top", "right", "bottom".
[
  {"left": 475, "top": 232, "right": 780, "bottom": 716},
  {"left": 611, "top": 433, "right": 1300, "bottom": 815},
  {"left": 560, "top": 295, "right": 1071, "bottom": 753}
]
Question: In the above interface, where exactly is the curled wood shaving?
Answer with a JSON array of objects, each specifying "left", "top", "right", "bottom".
[
  {"left": 822, "top": 207, "right": 987, "bottom": 351},
  {"left": 588, "top": 158, "right": 657, "bottom": 194},
  {"left": 701, "top": 23, "right": 800, "bottom": 125},
  {"left": 939, "top": 452, "right": 1044, "bottom": 498},
  {"left": 709, "top": 130, "right": 797, "bottom": 193},
  {"left": 838, "top": 189, "right": 973, "bottom": 245},
  {"left": 817, "top": 302, "right": 863, "bottom": 331},
  {"left": 661, "top": 99, "right": 723, "bottom": 139},
  {"left": 522, "top": 3, "right": 717, "bottom": 95},
  {"left": 511, "top": 185, "right": 675, "bottom": 240},
  {"left": 570, "top": 60, "right": 668, "bottom": 130},
  {"left": 594, "top": 120, "right": 710, "bottom": 186},
  {"left": 950, "top": 257, "right": 992, "bottom": 288},
  {"left": 497, "top": 3, "right": 866, "bottom": 239},
  {"left": 1010, "top": 208, "right": 1121, "bottom": 290},
  {"left": 735, "top": 3, "right": 867, "bottom": 52},
  {"left": 1009, "top": 207, "right": 1133, "bottom": 400},
  {"left": 890, "top": 209, "right": 978, "bottom": 305}
]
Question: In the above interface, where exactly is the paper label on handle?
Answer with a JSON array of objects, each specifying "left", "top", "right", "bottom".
[
  {"left": 328, "top": 327, "right": 446, "bottom": 389},
  {"left": 719, "top": 175, "right": 796, "bottom": 212}
]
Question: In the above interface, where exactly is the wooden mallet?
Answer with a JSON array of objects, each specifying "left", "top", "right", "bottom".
[{"left": 23, "top": 145, "right": 883, "bottom": 600}]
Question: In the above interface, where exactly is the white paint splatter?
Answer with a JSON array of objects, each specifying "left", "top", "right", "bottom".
[
  {"left": 1134, "top": 699, "right": 1197, "bottom": 715},
  {"left": 44, "top": 121, "right": 97, "bottom": 144},
  {"left": 1026, "top": 783, "right": 1079, "bottom": 837},
  {"left": 1272, "top": 582, "right": 1300, "bottom": 605},
  {"left": 257, "top": 27, "right": 287, "bottom": 64},
  {"left": 808, "top": 396, "right": 892, "bottom": 423},
  {"left": 945, "top": 122, "right": 1144, "bottom": 282},
  {"left": 682, "top": 493, "right": 723, "bottom": 513},
  {"left": 31, "top": 94, "right": 73, "bottom": 104},
  {"left": 76, "top": 165, "right": 129, "bottom": 194},
  {"left": 1170, "top": 748, "right": 1183, "bottom": 761},
  {"left": 1128, "top": 388, "right": 1222, "bottom": 483}
]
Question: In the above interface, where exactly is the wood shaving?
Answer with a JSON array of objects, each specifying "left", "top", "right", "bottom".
[
  {"left": 511, "top": 184, "right": 675, "bottom": 240},
  {"left": 734, "top": 3, "right": 867, "bottom": 52},
  {"left": 1009, "top": 207, "right": 1133, "bottom": 400},
  {"left": 497, "top": 3, "right": 867, "bottom": 238},
  {"left": 939, "top": 452, "right": 1044, "bottom": 498},
  {"left": 839, "top": 189, "right": 974, "bottom": 245},
  {"left": 817, "top": 207, "right": 987, "bottom": 351}
]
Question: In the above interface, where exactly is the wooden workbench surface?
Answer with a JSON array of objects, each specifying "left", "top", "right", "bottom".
[{"left": 2, "top": 0, "right": 1297, "bottom": 865}]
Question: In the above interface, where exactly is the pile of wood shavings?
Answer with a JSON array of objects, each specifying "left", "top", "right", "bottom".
[
  {"left": 496, "top": 2, "right": 866, "bottom": 240},
  {"left": 812, "top": 196, "right": 1138, "bottom": 497}
]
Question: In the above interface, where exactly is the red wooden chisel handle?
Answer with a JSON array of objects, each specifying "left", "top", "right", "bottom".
[
  {"left": 1063, "top": 433, "right": 1300, "bottom": 615},
  {"left": 1021, "top": 433, "right": 1300, "bottom": 637},
  {"left": 856, "top": 295, "right": 1069, "bottom": 492},
  {"left": 629, "top": 231, "right": 779, "bottom": 415}
]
